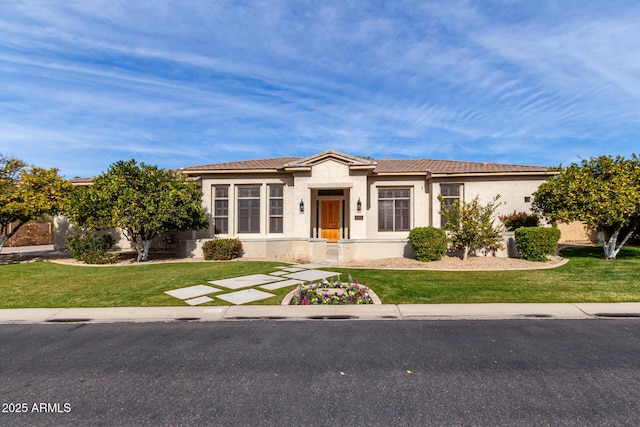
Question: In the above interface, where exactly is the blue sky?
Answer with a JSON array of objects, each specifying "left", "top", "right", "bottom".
[{"left": 1, "top": 1, "right": 640, "bottom": 178}]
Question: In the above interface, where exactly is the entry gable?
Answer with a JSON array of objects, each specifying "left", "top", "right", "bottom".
[{"left": 283, "top": 149, "right": 376, "bottom": 172}]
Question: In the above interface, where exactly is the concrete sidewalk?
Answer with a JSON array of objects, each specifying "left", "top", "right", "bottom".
[{"left": 1, "top": 303, "right": 639, "bottom": 324}]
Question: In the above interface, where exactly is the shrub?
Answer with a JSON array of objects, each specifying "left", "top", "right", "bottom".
[
  {"left": 500, "top": 211, "right": 540, "bottom": 231},
  {"left": 439, "top": 195, "right": 503, "bottom": 260},
  {"left": 80, "top": 249, "right": 119, "bottom": 265},
  {"left": 408, "top": 227, "right": 447, "bottom": 261},
  {"left": 66, "top": 233, "right": 116, "bottom": 263},
  {"left": 514, "top": 227, "right": 561, "bottom": 261},
  {"left": 202, "top": 238, "right": 243, "bottom": 260}
]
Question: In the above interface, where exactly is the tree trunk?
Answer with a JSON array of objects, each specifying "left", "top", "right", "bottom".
[
  {"left": 136, "top": 240, "right": 152, "bottom": 262},
  {"left": 0, "top": 221, "right": 24, "bottom": 252},
  {"left": 0, "top": 234, "right": 10, "bottom": 252},
  {"left": 599, "top": 227, "right": 636, "bottom": 260},
  {"left": 462, "top": 246, "right": 470, "bottom": 261}
]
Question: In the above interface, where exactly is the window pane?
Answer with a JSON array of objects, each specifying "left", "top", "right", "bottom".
[
  {"left": 238, "top": 199, "right": 260, "bottom": 233},
  {"left": 395, "top": 199, "right": 410, "bottom": 231},
  {"left": 270, "top": 185, "right": 283, "bottom": 198},
  {"left": 238, "top": 187, "right": 260, "bottom": 198},
  {"left": 214, "top": 200, "right": 228, "bottom": 216},
  {"left": 441, "top": 185, "right": 459, "bottom": 197},
  {"left": 317, "top": 189, "right": 344, "bottom": 196},
  {"left": 270, "top": 199, "right": 283, "bottom": 216},
  {"left": 395, "top": 189, "right": 410, "bottom": 199},
  {"left": 214, "top": 218, "right": 228, "bottom": 234},
  {"left": 378, "top": 200, "right": 394, "bottom": 231},
  {"left": 378, "top": 189, "right": 394, "bottom": 199},
  {"left": 215, "top": 187, "right": 228, "bottom": 198},
  {"left": 270, "top": 217, "right": 283, "bottom": 233}
]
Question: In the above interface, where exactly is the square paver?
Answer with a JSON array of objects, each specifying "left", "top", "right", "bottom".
[
  {"left": 259, "top": 279, "right": 303, "bottom": 290},
  {"left": 283, "top": 270, "right": 341, "bottom": 282},
  {"left": 165, "top": 285, "right": 222, "bottom": 300},
  {"left": 269, "top": 271, "right": 289, "bottom": 276},
  {"left": 184, "top": 296, "right": 214, "bottom": 306},
  {"left": 209, "top": 274, "right": 285, "bottom": 290},
  {"left": 281, "top": 267, "right": 306, "bottom": 272},
  {"left": 217, "top": 289, "right": 275, "bottom": 305}
]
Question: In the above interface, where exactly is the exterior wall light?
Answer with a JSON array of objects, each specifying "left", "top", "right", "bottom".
[
  {"left": 299, "top": 199, "right": 304, "bottom": 213},
  {"left": 356, "top": 197, "right": 362, "bottom": 213}
]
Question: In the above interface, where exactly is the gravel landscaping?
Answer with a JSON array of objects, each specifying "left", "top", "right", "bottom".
[{"left": 341, "top": 254, "right": 567, "bottom": 271}]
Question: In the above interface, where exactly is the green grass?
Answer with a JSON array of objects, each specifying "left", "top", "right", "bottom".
[
  {"left": 0, "top": 246, "right": 639, "bottom": 308},
  {"left": 0, "top": 261, "right": 292, "bottom": 308},
  {"left": 333, "top": 246, "right": 640, "bottom": 304}
]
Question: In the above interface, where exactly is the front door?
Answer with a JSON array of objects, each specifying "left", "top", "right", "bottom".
[{"left": 320, "top": 200, "right": 341, "bottom": 242}]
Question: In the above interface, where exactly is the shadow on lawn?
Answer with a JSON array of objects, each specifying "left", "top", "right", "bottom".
[{"left": 559, "top": 244, "right": 640, "bottom": 260}]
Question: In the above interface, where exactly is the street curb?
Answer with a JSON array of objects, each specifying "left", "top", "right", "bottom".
[{"left": 1, "top": 303, "right": 639, "bottom": 324}]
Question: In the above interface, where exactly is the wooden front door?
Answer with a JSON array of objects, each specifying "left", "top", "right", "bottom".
[{"left": 320, "top": 200, "right": 341, "bottom": 242}]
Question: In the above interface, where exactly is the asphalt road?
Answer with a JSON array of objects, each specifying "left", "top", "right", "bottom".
[{"left": 1, "top": 320, "right": 639, "bottom": 426}]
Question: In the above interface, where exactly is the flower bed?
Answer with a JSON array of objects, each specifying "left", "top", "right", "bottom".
[{"left": 283, "top": 276, "right": 381, "bottom": 305}]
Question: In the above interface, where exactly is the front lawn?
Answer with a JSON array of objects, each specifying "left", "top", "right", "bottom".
[
  {"left": 0, "top": 246, "right": 638, "bottom": 308},
  {"left": 332, "top": 246, "right": 640, "bottom": 304}
]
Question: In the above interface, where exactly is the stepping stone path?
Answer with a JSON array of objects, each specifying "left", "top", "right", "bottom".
[{"left": 164, "top": 265, "right": 341, "bottom": 306}]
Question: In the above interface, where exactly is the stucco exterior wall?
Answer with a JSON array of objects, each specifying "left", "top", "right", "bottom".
[
  {"left": 177, "top": 237, "right": 327, "bottom": 262},
  {"left": 431, "top": 176, "right": 546, "bottom": 229}
]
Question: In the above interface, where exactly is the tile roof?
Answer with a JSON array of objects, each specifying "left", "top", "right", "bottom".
[
  {"left": 375, "top": 159, "right": 550, "bottom": 174},
  {"left": 182, "top": 156, "right": 301, "bottom": 171},
  {"left": 182, "top": 154, "right": 550, "bottom": 175}
]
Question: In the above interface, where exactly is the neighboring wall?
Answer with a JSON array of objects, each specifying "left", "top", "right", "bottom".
[{"left": 4, "top": 221, "right": 53, "bottom": 247}]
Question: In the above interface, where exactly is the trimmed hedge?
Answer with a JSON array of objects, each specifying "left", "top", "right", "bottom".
[
  {"left": 202, "top": 238, "right": 243, "bottom": 260},
  {"left": 408, "top": 227, "right": 447, "bottom": 261},
  {"left": 514, "top": 227, "right": 561, "bottom": 261}
]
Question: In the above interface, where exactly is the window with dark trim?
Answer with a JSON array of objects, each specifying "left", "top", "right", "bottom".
[
  {"left": 269, "top": 185, "right": 284, "bottom": 233},
  {"left": 238, "top": 186, "right": 260, "bottom": 233},
  {"left": 378, "top": 188, "right": 410, "bottom": 232},
  {"left": 213, "top": 186, "right": 229, "bottom": 234},
  {"left": 440, "top": 184, "right": 461, "bottom": 228}
]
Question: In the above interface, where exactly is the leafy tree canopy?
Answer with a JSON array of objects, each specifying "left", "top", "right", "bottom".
[
  {"left": 533, "top": 154, "right": 640, "bottom": 260},
  {"left": 438, "top": 194, "right": 503, "bottom": 260},
  {"left": 1, "top": 154, "right": 72, "bottom": 250},
  {"left": 66, "top": 159, "right": 209, "bottom": 261}
]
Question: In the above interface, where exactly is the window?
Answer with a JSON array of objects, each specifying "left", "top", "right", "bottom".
[
  {"left": 378, "top": 188, "right": 410, "bottom": 232},
  {"left": 524, "top": 196, "right": 531, "bottom": 203},
  {"left": 440, "top": 184, "right": 461, "bottom": 227},
  {"left": 269, "top": 185, "right": 284, "bottom": 233},
  {"left": 238, "top": 186, "right": 260, "bottom": 233},
  {"left": 213, "top": 186, "right": 228, "bottom": 234}
]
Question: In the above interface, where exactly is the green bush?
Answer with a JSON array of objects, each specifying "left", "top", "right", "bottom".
[
  {"left": 202, "top": 238, "right": 243, "bottom": 260},
  {"left": 408, "top": 227, "right": 447, "bottom": 261},
  {"left": 514, "top": 227, "right": 561, "bottom": 261},
  {"left": 66, "top": 233, "right": 116, "bottom": 263},
  {"left": 80, "top": 249, "right": 119, "bottom": 265},
  {"left": 500, "top": 211, "right": 540, "bottom": 231}
]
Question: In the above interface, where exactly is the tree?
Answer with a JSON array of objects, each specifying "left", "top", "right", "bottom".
[
  {"left": 0, "top": 154, "right": 72, "bottom": 251},
  {"left": 533, "top": 155, "right": 640, "bottom": 260},
  {"left": 66, "top": 159, "right": 209, "bottom": 261},
  {"left": 438, "top": 194, "right": 503, "bottom": 260}
]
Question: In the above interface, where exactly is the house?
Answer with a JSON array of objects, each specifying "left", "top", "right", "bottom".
[{"left": 177, "top": 150, "right": 554, "bottom": 262}]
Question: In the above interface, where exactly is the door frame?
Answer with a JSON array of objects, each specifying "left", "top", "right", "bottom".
[{"left": 311, "top": 189, "right": 349, "bottom": 241}]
